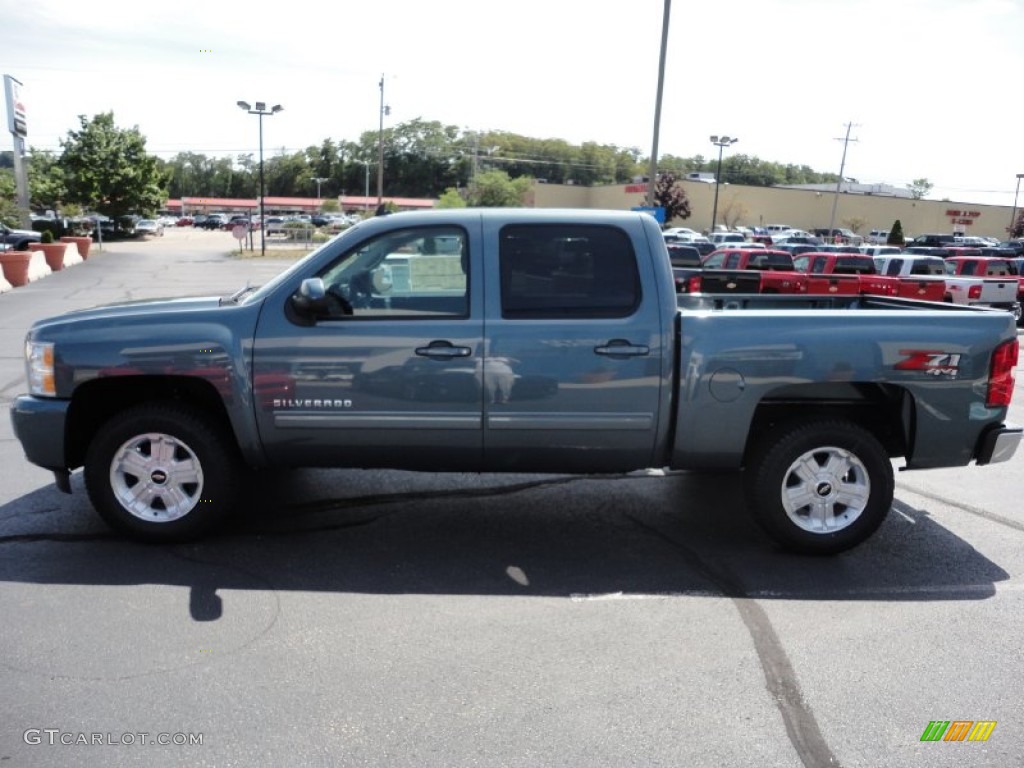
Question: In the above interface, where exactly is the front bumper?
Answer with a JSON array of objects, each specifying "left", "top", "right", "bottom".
[
  {"left": 974, "top": 422, "right": 1023, "bottom": 465},
  {"left": 10, "top": 394, "right": 70, "bottom": 471}
]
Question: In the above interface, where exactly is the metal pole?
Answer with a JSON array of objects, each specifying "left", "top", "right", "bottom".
[
  {"left": 1009, "top": 173, "right": 1023, "bottom": 237},
  {"left": 709, "top": 136, "right": 736, "bottom": 233},
  {"left": 646, "top": 0, "right": 671, "bottom": 209},
  {"left": 711, "top": 143, "right": 724, "bottom": 234},
  {"left": 376, "top": 75, "right": 385, "bottom": 206},
  {"left": 828, "top": 122, "right": 855, "bottom": 240},
  {"left": 258, "top": 111, "right": 265, "bottom": 257}
]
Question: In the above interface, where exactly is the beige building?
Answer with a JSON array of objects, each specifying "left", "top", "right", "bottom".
[{"left": 530, "top": 180, "right": 1017, "bottom": 240}]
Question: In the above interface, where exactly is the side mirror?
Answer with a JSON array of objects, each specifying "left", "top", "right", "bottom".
[{"left": 290, "top": 277, "right": 328, "bottom": 317}]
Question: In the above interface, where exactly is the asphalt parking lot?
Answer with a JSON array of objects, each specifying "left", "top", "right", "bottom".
[{"left": 1, "top": 227, "right": 1022, "bottom": 767}]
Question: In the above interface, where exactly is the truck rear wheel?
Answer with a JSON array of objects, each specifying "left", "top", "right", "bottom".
[
  {"left": 84, "top": 403, "right": 239, "bottom": 542},
  {"left": 744, "top": 421, "right": 893, "bottom": 555}
]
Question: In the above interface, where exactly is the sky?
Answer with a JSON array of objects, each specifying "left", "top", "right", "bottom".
[{"left": 2, "top": 0, "right": 1023, "bottom": 207}]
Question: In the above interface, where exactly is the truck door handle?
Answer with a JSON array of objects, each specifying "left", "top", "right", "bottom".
[
  {"left": 594, "top": 339, "right": 650, "bottom": 358},
  {"left": 415, "top": 340, "right": 472, "bottom": 359}
]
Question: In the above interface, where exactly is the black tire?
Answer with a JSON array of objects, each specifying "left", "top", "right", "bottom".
[
  {"left": 744, "top": 420, "right": 893, "bottom": 555},
  {"left": 84, "top": 402, "right": 240, "bottom": 542}
]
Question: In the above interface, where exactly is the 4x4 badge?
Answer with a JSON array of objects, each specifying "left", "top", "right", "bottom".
[{"left": 894, "top": 350, "right": 962, "bottom": 377}]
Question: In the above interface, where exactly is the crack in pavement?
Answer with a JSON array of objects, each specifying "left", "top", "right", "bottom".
[
  {"left": 895, "top": 480, "right": 1024, "bottom": 534},
  {"left": 624, "top": 513, "right": 842, "bottom": 768}
]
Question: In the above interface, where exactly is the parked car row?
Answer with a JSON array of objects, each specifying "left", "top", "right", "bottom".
[{"left": 170, "top": 212, "right": 361, "bottom": 232}]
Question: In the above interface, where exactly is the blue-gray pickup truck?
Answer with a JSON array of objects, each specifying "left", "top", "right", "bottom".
[{"left": 10, "top": 209, "right": 1022, "bottom": 553}]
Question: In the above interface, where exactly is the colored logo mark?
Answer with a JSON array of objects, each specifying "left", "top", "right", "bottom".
[{"left": 920, "top": 721, "right": 996, "bottom": 742}]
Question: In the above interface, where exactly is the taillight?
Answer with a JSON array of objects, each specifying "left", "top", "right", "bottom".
[
  {"left": 688, "top": 275, "right": 702, "bottom": 293},
  {"left": 969, "top": 284, "right": 982, "bottom": 300},
  {"left": 987, "top": 338, "right": 1019, "bottom": 407}
]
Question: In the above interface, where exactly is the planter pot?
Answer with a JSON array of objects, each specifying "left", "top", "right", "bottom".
[
  {"left": 0, "top": 250, "right": 33, "bottom": 287},
  {"left": 29, "top": 242, "right": 69, "bottom": 271},
  {"left": 60, "top": 235, "right": 92, "bottom": 260}
]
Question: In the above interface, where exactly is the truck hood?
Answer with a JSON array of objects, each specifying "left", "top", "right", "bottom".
[{"left": 30, "top": 296, "right": 247, "bottom": 334}]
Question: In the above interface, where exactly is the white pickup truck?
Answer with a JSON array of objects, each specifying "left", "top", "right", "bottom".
[{"left": 874, "top": 254, "right": 1020, "bottom": 320}]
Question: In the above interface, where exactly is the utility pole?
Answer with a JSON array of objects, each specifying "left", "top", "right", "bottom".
[
  {"left": 376, "top": 74, "right": 390, "bottom": 206},
  {"left": 828, "top": 121, "right": 859, "bottom": 239},
  {"left": 646, "top": 0, "right": 671, "bottom": 210}
]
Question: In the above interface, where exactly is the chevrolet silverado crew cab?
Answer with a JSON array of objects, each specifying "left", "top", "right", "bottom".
[{"left": 10, "top": 209, "right": 1022, "bottom": 554}]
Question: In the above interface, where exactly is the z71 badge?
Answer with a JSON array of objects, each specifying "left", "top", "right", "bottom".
[{"left": 894, "top": 350, "right": 962, "bottom": 377}]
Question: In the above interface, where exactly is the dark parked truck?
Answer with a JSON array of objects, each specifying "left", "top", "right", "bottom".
[{"left": 9, "top": 209, "right": 1023, "bottom": 554}]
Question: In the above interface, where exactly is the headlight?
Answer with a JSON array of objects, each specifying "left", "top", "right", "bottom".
[{"left": 25, "top": 340, "right": 56, "bottom": 396}]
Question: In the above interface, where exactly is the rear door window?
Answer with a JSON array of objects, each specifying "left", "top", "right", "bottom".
[{"left": 498, "top": 224, "right": 640, "bottom": 319}]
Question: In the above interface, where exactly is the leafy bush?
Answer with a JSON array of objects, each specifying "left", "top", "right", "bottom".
[{"left": 40, "top": 229, "right": 54, "bottom": 243}]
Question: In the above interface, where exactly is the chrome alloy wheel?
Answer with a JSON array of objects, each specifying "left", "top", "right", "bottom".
[
  {"left": 109, "top": 432, "right": 205, "bottom": 522},
  {"left": 779, "top": 446, "right": 871, "bottom": 534}
]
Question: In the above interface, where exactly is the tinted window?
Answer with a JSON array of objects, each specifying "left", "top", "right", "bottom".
[
  {"left": 833, "top": 257, "right": 874, "bottom": 274},
  {"left": 667, "top": 245, "right": 701, "bottom": 267},
  {"left": 910, "top": 260, "right": 944, "bottom": 276},
  {"left": 499, "top": 224, "right": 640, "bottom": 319}
]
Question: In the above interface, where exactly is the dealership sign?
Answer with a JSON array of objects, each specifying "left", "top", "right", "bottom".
[
  {"left": 946, "top": 209, "right": 980, "bottom": 227},
  {"left": 4, "top": 75, "right": 27, "bottom": 137}
]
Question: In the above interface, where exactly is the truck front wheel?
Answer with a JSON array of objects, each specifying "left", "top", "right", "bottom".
[
  {"left": 744, "top": 421, "right": 893, "bottom": 555},
  {"left": 84, "top": 403, "right": 239, "bottom": 541}
]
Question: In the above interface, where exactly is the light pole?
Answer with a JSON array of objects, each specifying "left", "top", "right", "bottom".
[
  {"left": 237, "top": 100, "right": 283, "bottom": 256},
  {"left": 646, "top": 0, "right": 671, "bottom": 209},
  {"left": 1009, "top": 173, "right": 1024, "bottom": 238},
  {"left": 312, "top": 176, "right": 328, "bottom": 205},
  {"left": 709, "top": 135, "right": 738, "bottom": 233},
  {"left": 376, "top": 75, "right": 390, "bottom": 208}
]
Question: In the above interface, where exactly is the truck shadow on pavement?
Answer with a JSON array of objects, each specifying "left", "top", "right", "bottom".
[{"left": 0, "top": 467, "right": 1009, "bottom": 625}]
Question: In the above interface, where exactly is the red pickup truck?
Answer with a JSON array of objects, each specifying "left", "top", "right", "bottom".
[
  {"left": 700, "top": 248, "right": 808, "bottom": 294},
  {"left": 794, "top": 252, "right": 946, "bottom": 301}
]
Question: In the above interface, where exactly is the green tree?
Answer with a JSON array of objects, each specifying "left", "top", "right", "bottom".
[
  {"left": 469, "top": 170, "right": 531, "bottom": 207},
  {"left": 59, "top": 112, "right": 167, "bottom": 217},
  {"left": 887, "top": 219, "right": 905, "bottom": 247},
  {"left": 27, "top": 149, "right": 66, "bottom": 211},
  {"left": 907, "top": 178, "right": 933, "bottom": 200},
  {"left": 654, "top": 172, "right": 691, "bottom": 223},
  {"left": 1010, "top": 210, "right": 1023, "bottom": 239},
  {"left": 0, "top": 168, "right": 24, "bottom": 226},
  {"left": 436, "top": 187, "right": 467, "bottom": 208}
]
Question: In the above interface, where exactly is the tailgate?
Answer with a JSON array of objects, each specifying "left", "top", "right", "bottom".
[
  {"left": 697, "top": 270, "right": 762, "bottom": 293},
  {"left": 978, "top": 278, "right": 1018, "bottom": 303},
  {"left": 806, "top": 274, "right": 861, "bottom": 295},
  {"left": 895, "top": 277, "right": 945, "bottom": 301}
]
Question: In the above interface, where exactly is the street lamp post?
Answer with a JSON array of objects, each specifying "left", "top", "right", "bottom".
[
  {"left": 312, "top": 176, "right": 328, "bottom": 206},
  {"left": 237, "top": 100, "right": 283, "bottom": 256},
  {"left": 1010, "top": 173, "right": 1024, "bottom": 238},
  {"left": 376, "top": 75, "right": 390, "bottom": 208},
  {"left": 709, "top": 135, "right": 738, "bottom": 233}
]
